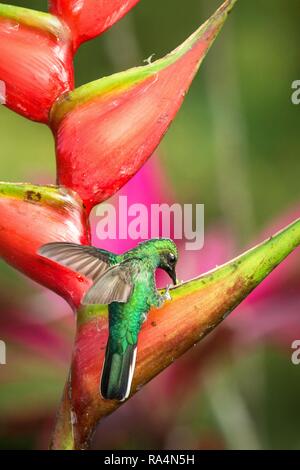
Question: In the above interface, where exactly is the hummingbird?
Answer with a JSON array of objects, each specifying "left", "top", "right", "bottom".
[{"left": 39, "top": 239, "right": 178, "bottom": 402}]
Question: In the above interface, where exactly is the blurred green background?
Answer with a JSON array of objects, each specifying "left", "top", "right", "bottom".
[{"left": 0, "top": 0, "right": 300, "bottom": 450}]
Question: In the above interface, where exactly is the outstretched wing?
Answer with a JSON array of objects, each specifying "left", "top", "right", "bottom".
[
  {"left": 83, "top": 259, "right": 140, "bottom": 305},
  {"left": 38, "top": 242, "right": 115, "bottom": 281}
]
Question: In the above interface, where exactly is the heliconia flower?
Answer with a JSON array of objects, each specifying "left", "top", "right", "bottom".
[
  {"left": 0, "top": 183, "right": 90, "bottom": 308},
  {"left": 51, "top": 0, "right": 237, "bottom": 213},
  {"left": 50, "top": 217, "right": 300, "bottom": 449},
  {"left": 0, "top": 4, "right": 73, "bottom": 123},
  {"left": 49, "top": 0, "right": 141, "bottom": 51}
]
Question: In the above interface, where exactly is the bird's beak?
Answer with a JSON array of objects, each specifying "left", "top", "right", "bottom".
[{"left": 168, "top": 267, "right": 177, "bottom": 285}]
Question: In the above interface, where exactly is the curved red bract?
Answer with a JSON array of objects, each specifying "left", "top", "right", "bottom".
[
  {"left": 0, "top": 13, "right": 73, "bottom": 123},
  {"left": 49, "top": 0, "right": 141, "bottom": 51},
  {"left": 54, "top": 34, "right": 216, "bottom": 213},
  {"left": 0, "top": 186, "right": 91, "bottom": 309}
]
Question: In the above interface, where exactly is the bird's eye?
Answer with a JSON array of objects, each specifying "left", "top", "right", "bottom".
[{"left": 168, "top": 253, "right": 176, "bottom": 265}]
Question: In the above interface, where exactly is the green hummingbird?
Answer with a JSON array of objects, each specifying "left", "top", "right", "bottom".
[{"left": 39, "top": 239, "right": 178, "bottom": 401}]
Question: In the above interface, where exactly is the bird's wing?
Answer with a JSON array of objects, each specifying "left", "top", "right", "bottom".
[
  {"left": 83, "top": 259, "right": 140, "bottom": 305},
  {"left": 38, "top": 242, "right": 115, "bottom": 281}
]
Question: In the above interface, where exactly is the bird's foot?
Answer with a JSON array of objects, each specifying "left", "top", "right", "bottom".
[
  {"left": 162, "top": 285, "right": 172, "bottom": 302},
  {"left": 156, "top": 286, "right": 172, "bottom": 308}
]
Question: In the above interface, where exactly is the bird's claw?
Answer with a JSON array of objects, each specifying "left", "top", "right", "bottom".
[{"left": 162, "top": 285, "right": 172, "bottom": 302}]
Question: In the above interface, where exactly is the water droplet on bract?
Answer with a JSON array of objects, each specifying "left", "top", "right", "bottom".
[
  {"left": 157, "top": 113, "right": 169, "bottom": 125},
  {"left": 5, "top": 22, "right": 20, "bottom": 33},
  {"left": 76, "top": 274, "right": 84, "bottom": 283},
  {"left": 70, "top": 411, "right": 77, "bottom": 425}
]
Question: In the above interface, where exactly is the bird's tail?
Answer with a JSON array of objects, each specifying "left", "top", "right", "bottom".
[{"left": 100, "top": 339, "right": 137, "bottom": 402}]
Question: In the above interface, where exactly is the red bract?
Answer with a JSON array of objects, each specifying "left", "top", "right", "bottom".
[
  {"left": 0, "top": 5, "right": 73, "bottom": 123},
  {"left": 49, "top": 0, "right": 141, "bottom": 51},
  {"left": 0, "top": 183, "right": 90, "bottom": 308},
  {"left": 51, "top": 1, "right": 234, "bottom": 213}
]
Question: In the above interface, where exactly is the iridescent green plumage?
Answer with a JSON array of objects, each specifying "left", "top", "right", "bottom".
[{"left": 39, "top": 238, "right": 178, "bottom": 401}]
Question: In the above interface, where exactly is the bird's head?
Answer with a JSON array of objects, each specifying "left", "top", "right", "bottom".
[
  {"left": 136, "top": 238, "right": 179, "bottom": 284},
  {"left": 155, "top": 238, "right": 178, "bottom": 285}
]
